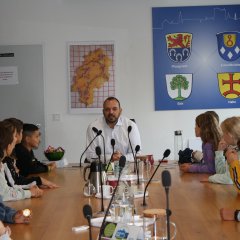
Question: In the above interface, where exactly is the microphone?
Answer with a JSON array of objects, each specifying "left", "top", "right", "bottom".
[
  {"left": 83, "top": 204, "right": 93, "bottom": 240},
  {"left": 95, "top": 146, "right": 102, "bottom": 158},
  {"left": 92, "top": 127, "right": 106, "bottom": 165},
  {"left": 111, "top": 139, "right": 115, "bottom": 152},
  {"left": 98, "top": 156, "right": 126, "bottom": 240},
  {"left": 106, "top": 138, "right": 115, "bottom": 172},
  {"left": 162, "top": 169, "right": 171, "bottom": 188},
  {"left": 162, "top": 170, "right": 171, "bottom": 240},
  {"left": 127, "top": 125, "right": 135, "bottom": 166},
  {"left": 142, "top": 149, "right": 171, "bottom": 206},
  {"left": 79, "top": 129, "right": 102, "bottom": 167},
  {"left": 95, "top": 146, "right": 104, "bottom": 213},
  {"left": 134, "top": 145, "right": 141, "bottom": 185}
]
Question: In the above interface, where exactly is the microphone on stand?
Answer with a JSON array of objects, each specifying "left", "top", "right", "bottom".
[
  {"left": 127, "top": 126, "right": 136, "bottom": 171},
  {"left": 134, "top": 145, "right": 141, "bottom": 185},
  {"left": 78, "top": 129, "right": 102, "bottom": 167},
  {"left": 92, "top": 127, "right": 106, "bottom": 165},
  {"left": 83, "top": 204, "right": 93, "bottom": 240},
  {"left": 106, "top": 139, "right": 115, "bottom": 172},
  {"left": 142, "top": 149, "right": 171, "bottom": 206},
  {"left": 96, "top": 146, "right": 104, "bottom": 213},
  {"left": 98, "top": 156, "right": 126, "bottom": 240},
  {"left": 162, "top": 170, "right": 171, "bottom": 240}
]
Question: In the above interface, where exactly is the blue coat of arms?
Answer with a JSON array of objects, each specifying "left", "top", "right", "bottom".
[{"left": 216, "top": 31, "right": 240, "bottom": 61}]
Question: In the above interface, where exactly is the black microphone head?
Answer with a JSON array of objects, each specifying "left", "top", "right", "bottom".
[
  {"left": 119, "top": 155, "right": 126, "bottom": 168},
  {"left": 163, "top": 149, "right": 171, "bottom": 158},
  {"left": 111, "top": 139, "right": 115, "bottom": 147},
  {"left": 97, "top": 130, "right": 102, "bottom": 136},
  {"left": 135, "top": 145, "right": 140, "bottom": 153},
  {"left": 92, "top": 127, "right": 98, "bottom": 133},
  {"left": 162, "top": 170, "right": 171, "bottom": 187},
  {"left": 127, "top": 125, "right": 132, "bottom": 133},
  {"left": 83, "top": 204, "right": 92, "bottom": 219},
  {"left": 95, "top": 146, "right": 101, "bottom": 156}
]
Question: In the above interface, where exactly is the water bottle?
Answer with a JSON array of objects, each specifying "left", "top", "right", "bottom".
[{"left": 174, "top": 130, "right": 183, "bottom": 160}]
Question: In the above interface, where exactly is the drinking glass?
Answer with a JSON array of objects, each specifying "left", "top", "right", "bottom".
[
  {"left": 83, "top": 182, "right": 96, "bottom": 197},
  {"left": 119, "top": 191, "right": 135, "bottom": 225},
  {"left": 143, "top": 209, "right": 177, "bottom": 240},
  {"left": 109, "top": 202, "right": 120, "bottom": 222}
]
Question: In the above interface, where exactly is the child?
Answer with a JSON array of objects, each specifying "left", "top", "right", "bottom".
[
  {"left": 218, "top": 116, "right": 240, "bottom": 221},
  {"left": 191, "top": 111, "right": 220, "bottom": 163},
  {"left": 0, "top": 120, "right": 43, "bottom": 201},
  {"left": 0, "top": 196, "right": 31, "bottom": 224},
  {"left": 0, "top": 221, "right": 11, "bottom": 240},
  {"left": 207, "top": 137, "right": 233, "bottom": 184},
  {"left": 221, "top": 117, "right": 240, "bottom": 189},
  {"left": 180, "top": 112, "right": 221, "bottom": 173},
  {"left": 3, "top": 118, "right": 58, "bottom": 189},
  {"left": 15, "top": 123, "right": 56, "bottom": 177}
]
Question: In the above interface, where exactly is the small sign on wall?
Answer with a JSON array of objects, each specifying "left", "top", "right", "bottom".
[{"left": 0, "top": 66, "right": 18, "bottom": 85}]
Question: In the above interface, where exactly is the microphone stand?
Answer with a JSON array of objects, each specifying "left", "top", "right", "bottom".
[
  {"left": 134, "top": 146, "right": 140, "bottom": 185},
  {"left": 78, "top": 130, "right": 102, "bottom": 167},
  {"left": 92, "top": 127, "right": 106, "bottom": 165},
  {"left": 98, "top": 156, "right": 126, "bottom": 240},
  {"left": 142, "top": 149, "right": 171, "bottom": 206},
  {"left": 96, "top": 147, "right": 104, "bottom": 213},
  {"left": 162, "top": 170, "right": 171, "bottom": 240},
  {"left": 83, "top": 204, "right": 93, "bottom": 240},
  {"left": 166, "top": 186, "right": 170, "bottom": 240},
  {"left": 102, "top": 136, "right": 106, "bottom": 165},
  {"left": 87, "top": 215, "right": 92, "bottom": 240},
  {"left": 106, "top": 140, "right": 115, "bottom": 172},
  {"left": 127, "top": 126, "right": 136, "bottom": 172}
]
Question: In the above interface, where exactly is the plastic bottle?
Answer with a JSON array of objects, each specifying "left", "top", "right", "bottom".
[{"left": 174, "top": 130, "right": 183, "bottom": 160}]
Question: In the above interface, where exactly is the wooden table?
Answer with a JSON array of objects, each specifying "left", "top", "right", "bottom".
[{"left": 6, "top": 163, "right": 240, "bottom": 240}]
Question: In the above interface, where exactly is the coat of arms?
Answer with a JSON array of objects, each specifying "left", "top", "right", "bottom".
[
  {"left": 165, "top": 33, "right": 192, "bottom": 63},
  {"left": 216, "top": 32, "right": 240, "bottom": 61},
  {"left": 218, "top": 72, "right": 240, "bottom": 99},
  {"left": 166, "top": 74, "right": 192, "bottom": 100}
]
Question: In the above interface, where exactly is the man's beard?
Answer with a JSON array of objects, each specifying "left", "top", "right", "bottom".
[{"left": 106, "top": 114, "right": 119, "bottom": 124}]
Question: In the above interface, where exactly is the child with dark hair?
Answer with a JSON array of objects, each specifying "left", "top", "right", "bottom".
[
  {"left": 3, "top": 119, "right": 58, "bottom": 189},
  {"left": 0, "top": 120, "right": 42, "bottom": 201},
  {"left": 15, "top": 123, "right": 56, "bottom": 177},
  {"left": 180, "top": 112, "right": 222, "bottom": 173}
]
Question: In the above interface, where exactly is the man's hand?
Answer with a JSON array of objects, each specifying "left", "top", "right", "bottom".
[
  {"left": 112, "top": 151, "right": 122, "bottom": 161},
  {"left": 13, "top": 210, "right": 32, "bottom": 224}
]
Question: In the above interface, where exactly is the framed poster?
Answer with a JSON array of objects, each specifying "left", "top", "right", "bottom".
[
  {"left": 153, "top": 5, "right": 240, "bottom": 110},
  {"left": 68, "top": 41, "right": 115, "bottom": 114}
]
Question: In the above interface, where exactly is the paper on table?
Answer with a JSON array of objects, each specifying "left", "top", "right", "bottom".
[
  {"left": 91, "top": 215, "right": 147, "bottom": 228},
  {"left": 107, "top": 174, "right": 143, "bottom": 181},
  {"left": 95, "top": 193, "right": 112, "bottom": 199}
]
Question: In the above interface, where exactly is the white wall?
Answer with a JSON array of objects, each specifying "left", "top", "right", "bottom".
[{"left": 0, "top": 0, "right": 239, "bottom": 162}]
